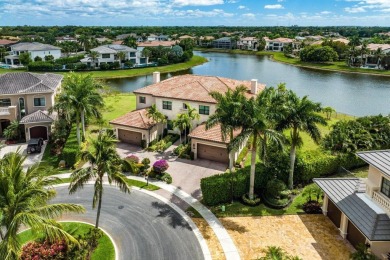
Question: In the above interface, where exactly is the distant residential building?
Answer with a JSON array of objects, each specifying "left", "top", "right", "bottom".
[
  {"left": 55, "top": 35, "right": 77, "bottom": 43},
  {"left": 237, "top": 37, "right": 258, "bottom": 51},
  {"left": 96, "top": 37, "right": 112, "bottom": 44},
  {"left": 212, "top": 37, "right": 235, "bottom": 49},
  {"left": 5, "top": 42, "right": 61, "bottom": 66},
  {"left": 116, "top": 33, "right": 143, "bottom": 42},
  {"left": 147, "top": 34, "right": 158, "bottom": 41},
  {"left": 0, "top": 39, "right": 18, "bottom": 47},
  {"left": 198, "top": 36, "right": 214, "bottom": 47},
  {"left": 178, "top": 35, "right": 195, "bottom": 41},
  {"left": 157, "top": 35, "right": 170, "bottom": 41},
  {"left": 80, "top": 44, "right": 147, "bottom": 68},
  {"left": 265, "top": 37, "right": 294, "bottom": 52},
  {"left": 136, "top": 41, "right": 177, "bottom": 52}
]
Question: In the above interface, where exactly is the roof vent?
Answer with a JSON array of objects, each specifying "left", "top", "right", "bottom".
[{"left": 251, "top": 79, "right": 258, "bottom": 94}]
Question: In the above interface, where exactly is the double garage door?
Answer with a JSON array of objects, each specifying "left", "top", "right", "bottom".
[
  {"left": 197, "top": 143, "right": 229, "bottom": 164},
  {"left": 30, "top": 126, "right": 48, "bottom": 140},
  {"left": 118, "top": 129, "right": 142, "bottom": 146}
]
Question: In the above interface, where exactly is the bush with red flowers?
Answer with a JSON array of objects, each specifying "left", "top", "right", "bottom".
[
  {"left": 20, "top": 240, "right": 68, "bottom": 260},
  {"left": 125, "top": 154, "right": 140, "bottom": 163}
]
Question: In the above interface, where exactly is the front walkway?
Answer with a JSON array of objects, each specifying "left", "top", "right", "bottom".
[{"left": 116, "top": 141, "right": 226, "bottom": 199}]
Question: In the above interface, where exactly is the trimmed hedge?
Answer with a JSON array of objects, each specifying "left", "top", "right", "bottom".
[{"left": 61, "top": 126, "right": 79, "bottom": 168}]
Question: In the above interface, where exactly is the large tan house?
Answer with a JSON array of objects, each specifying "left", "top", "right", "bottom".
[
  {"left": 314, "top": 150, "right": 390, "bottom": 259},
  {"left": 0, "top": 72, "right": 62, "bottom": 141},
  {"left": 110, "top": 72, "right": 264, "bottom": 166}
]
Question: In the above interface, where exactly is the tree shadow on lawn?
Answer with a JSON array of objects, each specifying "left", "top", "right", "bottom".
[
  {"left": 151, "top": 201, "right": 192, "bottom": 231},
  {"left": 298, "top": 214, "right": 354, "bottom": 260},
  {"left": 219, "top": 218, "right": 249, "bottom": 234}
]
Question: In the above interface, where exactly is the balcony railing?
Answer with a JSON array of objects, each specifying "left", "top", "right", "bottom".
[
  {"left": 0, "top": 107, "right": 10, "bottom": 116},
  {"left": 373, "top": 191, "right": 390, "bottom": 214}
]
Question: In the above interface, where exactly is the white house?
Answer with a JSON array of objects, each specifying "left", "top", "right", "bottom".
[
  {"left": 110, "top": 72, "right": 265, "bottom": 166},
  {"left": 81, "top": 44, "right": 148, "bottom": 68},
  {"left": 265, "top": 37, "right": 294, "bottom": 52},
  {"left": 314, "top": 150, "right": 390, "bottom": 259},
  {"left": 237, "top": 37, "right": 258, "bottom": 51},
  {"left": 5, "top": 42, "right": 62, "bottom": 66}
]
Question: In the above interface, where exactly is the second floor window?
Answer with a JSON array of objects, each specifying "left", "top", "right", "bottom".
[
  {"left": 130, "top": 52, "right": 136, "bottom": 57},
  {"left": 199, "top": 105, "right": 209, "bottom": 115},
  {"left": 102, "top": 54, "right": 110, "bottom": 59},
  {"left": 139, "top": 96, "right": 146, "bottom": 104},
  {"left": 0, "top": 98, "right": 11, "bottom": 107},
  {"left": 381, "top": 177, "right": 390, "bottom": 199},
  {"left": 163, "top": 101, "right": 172, "bottom": 110},
  {"left": 34, "top": 97, "right": 46, "bottom": 107}
]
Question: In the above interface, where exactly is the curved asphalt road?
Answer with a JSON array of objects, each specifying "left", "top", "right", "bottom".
[{"left": 51, "top": 185, "right": 204, "bottom": 260}]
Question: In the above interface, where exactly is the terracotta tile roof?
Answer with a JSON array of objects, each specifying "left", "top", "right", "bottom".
[
  {"left": 0, "top": 39, "right": 18, "bottom": 45},
  {"left": 267, "top": 37, "right": 294, "bottom": 43},
  {"left": 188, "top": 124, "right": 240, "bottom": 144},
  {"left": 109, "top": 108, "right": 156, "bottom": 129},
  {"left": 134, "top": 75, "right": 264, "bottom": 104},
  {"left": 367, "top": 43, "right": 390, "bottom": 51},
  {"left": 137, "top": 41, "right": 177, "bottom": 47}
]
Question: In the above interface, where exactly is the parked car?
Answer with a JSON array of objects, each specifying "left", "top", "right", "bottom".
[{"left": 27, "top": 138, "right": 44, "bottom": 154}]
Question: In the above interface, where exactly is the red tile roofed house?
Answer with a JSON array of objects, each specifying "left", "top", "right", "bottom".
[
  {"left": 265, "top": 37, "right": 294, "bottom": 52},
  {"left": 110, "top": 72, "right": 265, "bottom": 166},
  {"left": 0, "top": 39, "right": 18, "bottom": 47}
]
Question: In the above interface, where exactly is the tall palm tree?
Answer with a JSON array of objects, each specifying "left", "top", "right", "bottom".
[
  {"left": 206, "top": 86, "right": 247, "bottom": 171},
  {"left": 116, "top": 51, "right": 126, "bottom": 68},
  {"left": 146, "top": 104, "right": 164, "bottom": 141},
  {"left": 0, "top": 152, "right": 85, "bottom": 259},
  {"left": 173, "top": 113, "right": 191, "bottom": 143},
  {"left": 69, "top": 130, "right": 130, "bottom": 228},
  {"left": 185, "top": 103, "right": 200, "bottom": 133},
  {"left": 229, "top": 88, "right": 284, "bottom": 200},
  {"left": 89, "top": 50, "right": 99, "bottom": 68},
  {"left": 53, "top": 73, "right": 104, "bottom": 145},
  {"left": 276, "top": 91, "right": 327, "bottom": 189}
]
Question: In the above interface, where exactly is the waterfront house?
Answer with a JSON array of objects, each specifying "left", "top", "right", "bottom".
[
  {"left": 136, "top": 41, "right": 177, "bottom": 52},
  {"left": 314, "top": 150, "right": 390, "bottom": 259},
  {"left": 212, "top": 37, "right": 235, "bottom": 49},
  {"left": 5, "top": 42, "right": 61, "bottom": 66},
  {"left": 110, "top": 72, "right": 264, "bottom": 166},
  {"left": 0, "top": 72, "right": 62, "bottom": 141},
  {"left": 237, "top": 37, "right": 258, "bottom": 51},
  {"left": 265, "top": 37, "right": 294, "bottom": 52}
]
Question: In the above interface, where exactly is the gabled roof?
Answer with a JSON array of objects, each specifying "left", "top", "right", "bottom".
[
  {"left": 20, "top": 110, "right": 56, "bottom": 124},
  {"left": 109, "top": 108, "right": 156, "bottom": 130},
  {"left": 0, "top": 72, "right": 62, "bottom": 95},
  {"left": 357, "top": 150, "right": 390, "bottom": 177},
  {"left": 134, "top": 75, "right": 263, "bottom": 104},
  {"left": 11, "top": 42, "right": 61, "bottom": 51},
  {"left": 137, "top": 41, "right": 176, "bottom": 47},
  {"left": 188, "top": 124, "right": 240, "bottom": 144},
  {"left": 314, "top": 178, "right": 390, "bottom": 241}
]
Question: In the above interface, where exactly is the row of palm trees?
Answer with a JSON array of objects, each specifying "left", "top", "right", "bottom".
[{"left": 208, "top": 84, "right": 326, "bottom": 199}]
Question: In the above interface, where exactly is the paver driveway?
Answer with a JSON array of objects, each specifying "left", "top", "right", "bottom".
[
  {"left": 0, "top": 142, "right": 46, "bottom": 168},
  {"left": 116, "top": 142, "right": 226, "bottom": 198}
]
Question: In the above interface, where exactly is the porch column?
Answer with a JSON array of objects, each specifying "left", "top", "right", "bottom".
[
  {"left": 339, "top": 213, "right": 348, "bottom": 239},
  {"left": 322, "top": 194, "right": 329, "bottom": 216}
]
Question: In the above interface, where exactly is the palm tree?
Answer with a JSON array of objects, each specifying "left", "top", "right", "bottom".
[
  {"left": 53, "top": 73, "right": 104, "bottom": 145},
  {"left": 276, "top": 91, "right": 327, "bottom": 189},
  {"left": 206, "top": 86, "right": 247, "bottom": 171},
  {"left": 230, "top": 88, "right": 284, "bottom": 200},
  {"left": 173, "top": 113, "right": 191, "bottom": 143},
  {"left": 89, "top": 50, "right": 99, "bottom": 68},
  {"left": 78, "top": 34, "right": 89, "bottom": 52},
  {"left": 322, "top": 106, "right": 336, "bottom": 120},
  {"left": 116, "top": 51, "right": 126, "bottom": 68},
  {"left": 68, "top": 130, "right": 130, "bottom": 228},
  {"left": 146, "top": 104, "right": 164, "bottom": 141},
  {"left": 0, "top": 152, "right": 85, "bottom": 259},
  {"left": 185, "top": 103, "right": 200, "bottom": 132}
]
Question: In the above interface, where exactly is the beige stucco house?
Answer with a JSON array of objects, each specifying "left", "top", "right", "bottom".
[
  {"left": 110, "top": 72, "right": 265, "bottom": 166},
  {"left": 0, "top": 72, "right": 62, "bottom": 141},
  {"left": 314, "top": 150, "right": 390, "bottom": 259}
]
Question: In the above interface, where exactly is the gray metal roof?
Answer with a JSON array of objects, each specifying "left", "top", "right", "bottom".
[
  {"left": 11, "top": 42, "right": 61, "bottom": 51},
  {"left": 357, "top": 150, "right": 390, "bottom": 177},
  {"left": 91, "top": 44, "right": 137, "bottom": 54},
  {"left": 0, "top": 72, "right": 62, "bottom": 95},
  {"left": 314, "top": 178, "right": 390, "bottom": 241},
  {"left": 20, "top": 110, "right": 56, "bottom": 124}
]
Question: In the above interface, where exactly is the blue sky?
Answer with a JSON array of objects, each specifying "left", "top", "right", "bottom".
[{"left": 1, "top": 0, "right": 390, "bottom": 26}]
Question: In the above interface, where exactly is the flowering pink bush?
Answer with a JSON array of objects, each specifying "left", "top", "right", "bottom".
[
  {"left": 125, "top": 154, "right": 140, "bottom": 163},
  {"left": 21, "top": 240, "right": 68, "bottom": 260},
  {"left": 153, "top": 159, "right": 169, "bottom": 174}
]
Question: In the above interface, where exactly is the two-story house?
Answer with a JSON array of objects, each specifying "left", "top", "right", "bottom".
[
  {"left": 265, "top": 37, "right": 294, "bottom": 52},
  {"left": 0, "top": 72, "right": 62, "bottom": 141},
  {"left": 314, "top": 150, "right": 390, "bottom": 259},
  {"left": 81, "top": 44, "right": 147, "bottom": 68},
  {"left": 237, "top": 37, "right": 258, "bottom": 51},
  {"left": 5, "top": 42, "right": 61, "bottom": 66},
  {"left": 109, "top": 72, "right": 264, "bottom": 166},
  {"left": 212, "top": 37, "right": 235, "bottom": 49}
]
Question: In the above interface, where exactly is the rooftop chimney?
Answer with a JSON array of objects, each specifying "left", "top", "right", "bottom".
[
  {"left": 153, "top": 71, "right": 160, "bottom": 84},
  {"left": 251, "top": 79, "right": 258, "bottom": 94}
]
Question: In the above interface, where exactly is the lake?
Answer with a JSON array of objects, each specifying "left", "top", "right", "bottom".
[{"left": 106, "top": 51, "right": 390, "bottom": 116}]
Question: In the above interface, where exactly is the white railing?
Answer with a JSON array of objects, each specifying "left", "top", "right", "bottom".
[
  {"left": 0, "top": 107, "right": 10, "bottom": 115},
  {"left": 373, "top": 191, "right": 390, "bottom": 214}
]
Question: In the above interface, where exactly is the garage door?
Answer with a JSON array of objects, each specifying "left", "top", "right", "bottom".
[
  {"left": 347, "top": 220, "right": 367, "bottom": 249},
  {"left": 30, "top": 126, "right": 48, "bottom": 140},
  {"left": 197, "top": 144, "right": 229, "bottom": 164},
  {"left": 118, "top": 129, "right": 142, "bottom": 146},
  {"left": 327, "top": 199, "right": 342, "bottom": 228}
]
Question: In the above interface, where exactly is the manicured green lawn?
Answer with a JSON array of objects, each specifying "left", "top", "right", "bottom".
[
  {"left": 18, "top": 222, "right": 115, "bottom": 260},
  {"left": 0, "top": 56, "right": 208, "bottom": 79},
  {"left": 207, "top": 183, "right": 319, "bottom": 217},
  {"left": 125, "top": 178, "right": 160, "bottom": 191}
]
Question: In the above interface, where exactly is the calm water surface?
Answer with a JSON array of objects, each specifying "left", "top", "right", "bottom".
[{"left": 106, "top": 51, "right": 390, "bottom": 116}]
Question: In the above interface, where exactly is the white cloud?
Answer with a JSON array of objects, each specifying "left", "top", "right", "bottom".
[
  {"left": 277, "top": 0, "right": 284, "bottom": 2},
  {"left": 171, "top": 0, "right": 224, "bottom": 6},
  {"left": 320, "top": 11, "right": 332, "bottom": 14},
  {"left": 238, "top": 5, "right": 245, "bottom": 9},
  {"left": 264, "top": 4, "right": 284, "bottom": 9},
  {"left": 242, "top": 13, "right": 255, "bottom": 18},
  {"left": 345, "top": 7, "right": 366, "bottom": 13}
]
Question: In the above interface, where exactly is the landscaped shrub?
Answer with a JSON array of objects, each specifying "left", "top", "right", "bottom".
[
  {"left": 302, "top": 200, "right": 322, "bottom": 214},
  {"left": 147, "top": 134, "right": 179, "bottom": 152},
  {"left": 126, "top": 154, "right": 140, "bottom": 163},
  {"left": 61, "top": 126, "right": 79, "bottom": 168},
  {"left": 160, "top": 172, "right": 172, "bottom": 184},
  {"left": 140, "top": 158, "right": 151, "bottom": 173},
  {"left": 153, "top": 159, "right": 169, "bottom": 174},
  {"left": 242, "top": 193, "right": 261, "bottom": 206},
  {"left": 265, "top": 179, "right": 287, "bottom": 199},
  {"left": 262, "top": 179, "right": 292, "bottom": 209},
  {"left": 174, "top": 143, "right": 191, "bottom": 159},
  {"left": 27, "top": 61, "right": 55, "bottom": 71},
  {"left": 100, "top": 63, "right": 110, "bottom": 70},
  {"left": 21, "top": 240, "right": 68, "bottom": 260}
]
